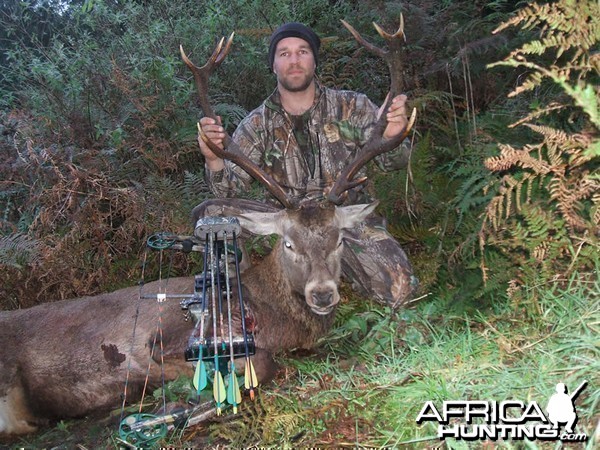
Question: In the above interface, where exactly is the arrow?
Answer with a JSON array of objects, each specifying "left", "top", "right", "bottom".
[
  {"left": 233, "top": 232, "right": 258, "bottom": 399},
  {"left": 214, "top": 243, "right": 227, "bottom": 354},
  {"left": 193, "top": 235, "right": 210, "bottom": 393},
  {"left": 208, "top": 232, "right": 226, "bottom": 414},
  {"left": 224, "top": 230, "right": 242, "bottom": 414},
  {"left": 226, "top": 372, "right": 242, "bottom": 413}
]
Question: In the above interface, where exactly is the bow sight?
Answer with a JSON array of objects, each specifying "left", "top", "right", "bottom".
[{"left": 118, "top": 216, "right": 257, "bottom": 446}]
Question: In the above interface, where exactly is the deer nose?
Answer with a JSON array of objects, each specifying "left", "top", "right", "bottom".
[{"left": 312, "top": 291, "right": 334, "bottom": 308}]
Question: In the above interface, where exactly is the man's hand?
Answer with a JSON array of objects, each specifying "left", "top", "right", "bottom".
[
  {"left": 198, "top": 116, "right": 226, "bottom": 171},
  {"left": 380, "top": 94, "right": 409, "bottom": 140}
]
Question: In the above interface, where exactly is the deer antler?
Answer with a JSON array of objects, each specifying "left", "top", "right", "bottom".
[
  {"left": 180, "top": 34, "right": 234, "bottom": 119},
  {"left": 327, "top": 16, "right": 416, "bottom": 205},
  {"left": 180, "top": 36, "right": 294, "bottom": 209}
]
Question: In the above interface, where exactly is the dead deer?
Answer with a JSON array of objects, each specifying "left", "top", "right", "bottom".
[
  {"left": 0, "top": 202, "right": 376, "bottom": 436},
  {"left": 0, "top": 19, "right": 414, "bottom": 436}
]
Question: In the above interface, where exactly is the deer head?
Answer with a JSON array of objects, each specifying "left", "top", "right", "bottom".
[
  {"left": 238, "top": 201, "right": 378, "bottom": 315},
  {"left": 180, "top": 17, "right": 416, "bottom": 209}
]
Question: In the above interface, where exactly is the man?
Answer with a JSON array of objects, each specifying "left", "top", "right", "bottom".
[{"left": 194, "top": 22, "right": 417, "bottom": 307}]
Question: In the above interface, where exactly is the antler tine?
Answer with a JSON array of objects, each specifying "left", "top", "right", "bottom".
[
  {"left": 182, "top": 36, "right": 294, "bottom": 209},
  {"left": 212, "top": 32, "right": 235, "bottom": 66},
  {"left": 328, "top": 16, "right": 414, "bottom": 205},
  {"left": 372, "top": 14, "right": 405, "bottom": 41},
  {"left": 180, "top": 33, "right": 234, "bottom": 118},
  {"left": 340, "top": 20, "right": 386, "bottom": 59},
  {"left": 342, "top": 16, "right": 406, "bottom": 96}
]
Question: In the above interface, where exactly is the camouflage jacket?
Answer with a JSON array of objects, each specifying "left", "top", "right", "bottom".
[{"left": 205, "top": 81, "right": 411, "bottom": 205}]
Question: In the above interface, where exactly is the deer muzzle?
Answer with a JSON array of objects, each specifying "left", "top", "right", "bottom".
[{"left": 305, "top": 280, "right": 340, "bottom": 315}]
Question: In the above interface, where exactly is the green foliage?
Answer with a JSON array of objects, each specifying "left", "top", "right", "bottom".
[
  {"left": 0, "top": 0, "right": 530, "bottom": 307},
  {"left": 0, "top": 0, "right": 391, "bottom": 306},
  {"left": 13, "top": 271, "right": 598, "bottom": 448},
  {"left": 490, "top": 0, "right": 600, "bottom": 127}
]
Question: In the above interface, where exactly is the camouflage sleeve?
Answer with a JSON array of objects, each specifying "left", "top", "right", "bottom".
[
  {"left": 353, "top": 93, "right": 412, "bottom": 172},
  {"left": 205, "top": 112, "right": 265, "bottom": 198},
  {"left": 374, "top": 138, "right": 412, "bottom": 172}
]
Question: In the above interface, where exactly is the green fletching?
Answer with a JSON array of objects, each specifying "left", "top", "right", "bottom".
[{"left": 193, "top": 360, "right": 208, "bottom": 391}]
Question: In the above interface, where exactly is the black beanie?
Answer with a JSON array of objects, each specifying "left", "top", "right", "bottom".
[{"left": 268, "top": 23, "right": 321, "bottom": 70}]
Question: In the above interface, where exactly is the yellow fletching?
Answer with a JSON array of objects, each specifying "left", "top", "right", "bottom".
[
  {"left": 213, "top": 371, "right": 226, "bottom": 404},
  {"left": 244, "top": 359, "right": 258, "bottom": 390}
]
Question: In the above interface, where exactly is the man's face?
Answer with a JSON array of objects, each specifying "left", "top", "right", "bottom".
[{"left": 272, "top": 37, "right": 316, "bottom": 93}]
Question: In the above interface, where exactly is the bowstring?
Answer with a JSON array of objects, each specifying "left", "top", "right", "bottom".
[
  {"left": 158, "top": 248, "right": 175, "bottom": 414},
  {"left": 137, "top": 246, "right": 172, "bottom": 415},
  {"left": 119, "top": 246, "right": 148, "bottom": 424}
]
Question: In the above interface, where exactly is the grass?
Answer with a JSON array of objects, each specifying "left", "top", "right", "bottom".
[
  {"left": 195, "top": 272, "right": 599, "bottom": 448},
  {"left": 8, "top": 272, "right": 598, "bottom": 449}
]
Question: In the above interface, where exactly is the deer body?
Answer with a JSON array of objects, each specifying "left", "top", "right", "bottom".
[
  {"left": 0, "top": 202, "right": 375, "bottom": 436},
  {"left": 0, "top": 278, "right": 193, "bottom": 435}
]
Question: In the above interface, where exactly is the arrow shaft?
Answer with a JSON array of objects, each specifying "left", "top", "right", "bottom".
[
  {"left": 224, "top": 232, "right": 236, "bottom": 365},
  {"left": 209, "top": 232, "right": 220, "bottom": 370},
  {"left": 215, "top": 242, "right": 226, "bottom": 344},
  {"left": 232, "top": 233, "right": 251, "bottom": 359}
]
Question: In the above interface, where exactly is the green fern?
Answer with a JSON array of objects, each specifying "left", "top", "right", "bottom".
[
  {"left": 450, "top": 165, "right": 495, "bottom": 229},
  {"left": 213, "top": 100, "right": 248, "bottom": 130}
]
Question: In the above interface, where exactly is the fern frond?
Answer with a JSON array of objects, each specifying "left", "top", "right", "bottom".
[
  {"left": 549, "top": 175, "right": 599, "bottom": 232},
  {"left": 0, "top": 233, "right": 42, "bottom": 269},
  {"left": 494, "top": 1, "right": 600, "bottom": 56},
  {"left": 452, "top": 171, "right": 494, "bottom": 228},
  {"left": 181, "top": 170, "right": 210, "bottom": 210},
  {"left": 213, "top": 100, "right": 248, "bottom": 129},
  {"left": 507, "top": 71, "right": 544, "bottom": 97},
  {"left": 509, "top": 103, "right": 567, "bottom": 128},
  {"left": 489, "top": 0, "right": 600, "bottom": 128},
  {"left": 482, "top": 132, "right": 597, "bottom": 282},
  {"left": 485, "top": 143, "right": 551, "bottom": 175}
]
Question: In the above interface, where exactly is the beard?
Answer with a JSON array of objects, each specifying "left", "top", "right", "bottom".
[{"left": 278, "top": 70, "right": 314, "bottom": 92}]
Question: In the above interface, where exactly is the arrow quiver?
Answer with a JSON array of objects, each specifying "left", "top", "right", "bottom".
[
  {"left": 181, "top": 216, "right": 256, "bottom": 359},
  {"left": 179, "top": 216, "right": 257, "bottom": 414},
  {"left": 118, "top": 216, "right": 257, "bottom": 445}
]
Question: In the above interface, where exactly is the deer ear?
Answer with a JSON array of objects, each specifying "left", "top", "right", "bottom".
[
  {"left": 335, "top": 201, "right": 379, "bottom": 229},
  {"left": 238, "top": 211, "right": 285, "bottom": 236}
]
